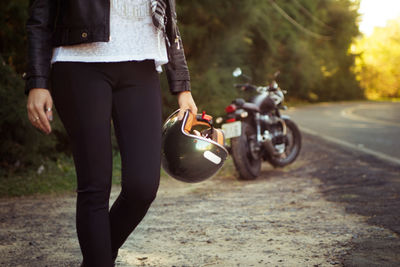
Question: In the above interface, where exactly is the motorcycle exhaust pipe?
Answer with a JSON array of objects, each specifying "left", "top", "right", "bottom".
[
  {"left": 261, "top": 131, "right": 279, "bottom": 156},
  {"left": 261, "top": 119, "right": 287, "bottom": 156},
  {"left": 263, "top": 139, "right": 277, "bottom": 156}
]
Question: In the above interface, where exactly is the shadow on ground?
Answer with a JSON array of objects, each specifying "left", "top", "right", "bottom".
[{"left": 299, "top": 134, "right": 400, "bottom": 266}]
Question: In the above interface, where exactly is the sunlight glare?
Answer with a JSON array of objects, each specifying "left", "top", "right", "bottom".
[{"left": 359, "top": 0, "right": 400, "bottom": 35}]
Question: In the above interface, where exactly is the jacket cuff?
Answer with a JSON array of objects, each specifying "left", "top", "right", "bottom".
[
  {"left": 173, "top": 70, "right": 190, "bottom": 80},
  {"left": 169, "top": 80, "right": 191, "bottom": 95},
  {"left": 24, "top": 76, "right": 49, "bottom": 95}
]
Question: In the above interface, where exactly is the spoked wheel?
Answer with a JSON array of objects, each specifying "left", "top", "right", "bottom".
[
  {"left": 268, "top": 119, "right": 301, "bottom": 167},
  {"left": 231, "top": 121, "right": 261, "bottom": 180}
]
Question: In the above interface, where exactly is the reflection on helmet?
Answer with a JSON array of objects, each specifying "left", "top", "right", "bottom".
[{"left": 161, "top": 109, "right": 228, "bottom": 183}]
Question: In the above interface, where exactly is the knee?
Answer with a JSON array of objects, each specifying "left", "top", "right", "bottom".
[
  {"left": 77, "top": 186, "right": 111, "bottom": 209},
  {"left": 121, "top": 180, "right": 159, "bottom": 207}
]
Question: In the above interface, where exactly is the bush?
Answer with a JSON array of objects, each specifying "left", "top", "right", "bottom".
[{"left": 0, "top": 57, "right": 67, "bottom": 175}]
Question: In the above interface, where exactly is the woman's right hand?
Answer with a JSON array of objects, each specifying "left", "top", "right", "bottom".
[{"left": 27, "top": 88, "right": 53, "bottom": 135}]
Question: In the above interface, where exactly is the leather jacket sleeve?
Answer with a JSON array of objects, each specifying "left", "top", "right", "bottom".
[
  {"left": 24, "top": 0, "right": 58, "bottom": 95},
  {"left": 164, "top": 0, "right": 191, "bottom": 95},
  {"left": 164, "top": 28, "right": 191, "bottom": 94}
]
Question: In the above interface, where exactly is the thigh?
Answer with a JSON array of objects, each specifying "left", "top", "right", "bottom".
[
  {"left": 111, "top": 61, "right": 162, "bottom": 196},
  {"left": 51, "top": 62, "right": 114, "bottom": 191}
]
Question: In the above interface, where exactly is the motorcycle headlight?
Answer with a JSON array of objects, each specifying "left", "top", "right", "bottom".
[{"left": 271, "top": 91, "right": 284, "bottom": 105}]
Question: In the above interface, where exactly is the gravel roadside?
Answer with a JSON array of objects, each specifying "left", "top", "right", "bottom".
[{"left": 1, "top": 134, "right": 399, "bottom": 267}]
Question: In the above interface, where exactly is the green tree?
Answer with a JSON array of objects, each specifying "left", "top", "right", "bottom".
[
  {"left": 0, "top": 0, "right": 29, "bottom": 73},
  {"left": 163, "top": 0, "right": 362, "bottom": 119},
  {"left": 1, "top": 0, "right": 363, "bottom": 173},
  {"left": 354, "top": 17, "right": 400, "bottom": 99},
  {"left": 0, "top": 56, "right": 66, "bottom": 174},
  {"left": 0, "top": 1, "right": 69, "bottom": 173}
]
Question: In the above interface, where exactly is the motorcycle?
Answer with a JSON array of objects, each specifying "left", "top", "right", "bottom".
[{"left": 216, "top": 68, "right": 302, "bottom": 180}]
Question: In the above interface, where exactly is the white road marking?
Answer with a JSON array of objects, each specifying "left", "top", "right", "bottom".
[
  {"left": 300, "top": 126, "right": 400, "bottom": 166},
  {"left": 341, "top": 105, "right": 400, "bottom": 127}
]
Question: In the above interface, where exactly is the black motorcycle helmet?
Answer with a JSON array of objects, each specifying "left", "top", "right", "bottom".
[{"left": 161, "top": 109, "right": 228, "bottom": 183}]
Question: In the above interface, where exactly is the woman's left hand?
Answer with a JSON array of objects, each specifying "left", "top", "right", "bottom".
[{"left": 177, "top": 91, "right": 198, "bottom": 120}]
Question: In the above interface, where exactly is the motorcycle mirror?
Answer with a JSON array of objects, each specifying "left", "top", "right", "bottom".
[{"left": 233, "top": 68, "right": 242, "bottom": 77}]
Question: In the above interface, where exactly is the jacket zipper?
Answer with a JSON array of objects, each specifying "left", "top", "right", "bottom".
[
  {"left": 173, "top": 16, "right": 181, "bottom": 50},
  {"left": 175, "top": 36, "right": 180, "bottom": 50}
]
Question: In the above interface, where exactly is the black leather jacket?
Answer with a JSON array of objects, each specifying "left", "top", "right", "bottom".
[{"left": 25, "top": 0, "right": 190, "bottom": 95}]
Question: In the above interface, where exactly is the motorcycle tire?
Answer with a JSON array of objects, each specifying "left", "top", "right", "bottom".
[
  {"left": 268, "top": 119, "right": 301, "bottom": 167},
  {"left": 231, "top": 121, "right": 261, "bottom": 180}
]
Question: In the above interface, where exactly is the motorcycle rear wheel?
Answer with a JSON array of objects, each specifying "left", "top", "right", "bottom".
[
  {"left": 231, "top": 121, "right": 261, "bottom": 180},
  {"left": 268, "top": 119, "right": 301, "bottom": 167}
]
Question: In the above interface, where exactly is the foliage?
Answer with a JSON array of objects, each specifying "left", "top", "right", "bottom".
[
  {"left": 0, "top": 0, "right": 29, "bottom": 73},
  {"left": 0, "top": 56, "right": 66, "bottom": 174},
  {"left": 353, "top": 17, "right": 400, "bottom": 99},
  {"left": 1, "top": 0, "right": 362, "bottom": 178},
  {"left": 162, "top": 0, "right": 362, "bottom": 118}
]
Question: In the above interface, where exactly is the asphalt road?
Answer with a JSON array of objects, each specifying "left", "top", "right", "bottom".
[{"left": 285, "top": 101, "right": 400, "bottom": 165}]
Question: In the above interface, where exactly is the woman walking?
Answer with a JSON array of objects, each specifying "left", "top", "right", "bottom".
[{"left": 25, "top": 0, "right": 197, "bottom": 266}]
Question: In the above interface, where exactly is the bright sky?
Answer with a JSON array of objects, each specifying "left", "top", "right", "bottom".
[{"left": 358, "top": 0, "right": 400, "bottom": 35}]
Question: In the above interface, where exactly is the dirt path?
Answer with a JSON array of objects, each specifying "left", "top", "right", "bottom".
[{"left": 1, "top": 134, "right": 399, "bottom": 267}]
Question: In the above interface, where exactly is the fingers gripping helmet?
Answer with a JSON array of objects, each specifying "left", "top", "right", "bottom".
[{"left": 161, "top": 110, "right": 228, "bottom": 183}]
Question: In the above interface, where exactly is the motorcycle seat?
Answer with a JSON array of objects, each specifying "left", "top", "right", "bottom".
[{"left": 243, "top": 103, "right": 260, "bottom": 113}]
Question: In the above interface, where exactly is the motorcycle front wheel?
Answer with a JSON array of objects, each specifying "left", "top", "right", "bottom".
[
  {"left": 231, "top": 121, "right": 261, "bottom": 180},
  {"left": 268, "top": 119, "right": 301, "bottom": 167}
]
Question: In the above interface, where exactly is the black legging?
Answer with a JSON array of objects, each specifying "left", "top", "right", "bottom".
[{"left": 51, "top": 60, "right": 162, "bottom": 267}]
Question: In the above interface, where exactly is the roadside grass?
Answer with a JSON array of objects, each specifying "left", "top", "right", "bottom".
[
  {"left": 0, "top": 153, "right": 122, "bottom": 198},
  {"left": 370, "top": 97, "right": 400, "bottom": 102},
  {"left": 1, "top": 153, "right": 238, "bottom": 198}
]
